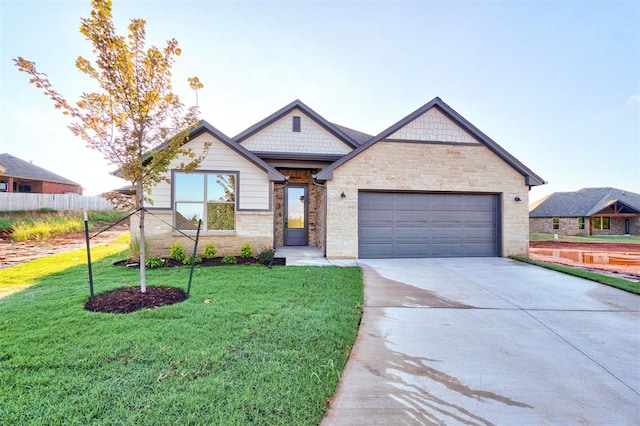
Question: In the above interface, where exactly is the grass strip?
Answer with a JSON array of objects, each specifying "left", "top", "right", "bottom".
[
  {"left": 1, "top": 210, "right": 125, "bottom": 241},
  {"left": 0, "top": 255, "right": 363, "bottom": 425},
  {"left": 0, "top": 234, "right": 129, "bottom": 297},
  {"left": 512, "top": 256, "right": 640, "bottom": 295}
]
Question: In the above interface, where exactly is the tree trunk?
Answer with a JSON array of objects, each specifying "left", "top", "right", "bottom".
[{"left": 137, "top": 179, "right": 147, "bottom": 293}]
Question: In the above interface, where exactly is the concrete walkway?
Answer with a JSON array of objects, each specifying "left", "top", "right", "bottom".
[{"left": 322, "top": 258, "right": 640, "bottom": 425}]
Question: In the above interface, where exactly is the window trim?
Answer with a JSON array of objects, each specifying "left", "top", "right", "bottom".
[
  {"left": 578, "top": 217, "right": 586, "bottom": 230},
  {"left": 172, "top": 170, "right": 238, "bottom": 232},
  {"left": 552, "top": 217, "right": 560, "bottom": 230},
  {"left": 592, "top": 216, "right": 610, "bottom": 231}
]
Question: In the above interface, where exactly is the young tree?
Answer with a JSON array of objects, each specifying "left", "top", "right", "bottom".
[{"left": 14, "top": 0, "right": 209, "bottom": 292}]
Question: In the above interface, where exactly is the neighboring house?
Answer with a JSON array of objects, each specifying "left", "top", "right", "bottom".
[
  {"left": 0, "top": 153, "right": 82, "bottom": 194},
  {"left": 130, "top": 97, "right": 545, "bottom": 259},
  {"left": 529, "top": 188, "right": 640, "bottom": 236}
]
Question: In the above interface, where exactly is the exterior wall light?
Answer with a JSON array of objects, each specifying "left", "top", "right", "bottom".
[
  {"left": 340, "top": 192, "right": 347, "bottom": 198},
  {"left": 514, "top": 196, "right": 522, "bottom": 202}
]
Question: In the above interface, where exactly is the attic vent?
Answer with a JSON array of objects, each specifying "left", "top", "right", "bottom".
[{"left": 292, "top": 116, "right": 301, "bottom": 132}]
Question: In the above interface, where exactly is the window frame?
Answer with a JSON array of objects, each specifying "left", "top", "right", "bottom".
[
  {"left": 172, "top": 170, "right": 238, "bottom": 232},
  {"left": 592, "top": 216, "right": 610, "bottom": 231},
  {"left": 552, "top": 217, "right": 560, "bottom": 230},
  {"left": 578, "top": 217, "right": 586, "bottom": 230}
]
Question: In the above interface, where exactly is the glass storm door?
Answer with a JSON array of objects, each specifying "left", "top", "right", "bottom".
[{"left": 284, "top": 185, "right": 308, "bottom": 246}]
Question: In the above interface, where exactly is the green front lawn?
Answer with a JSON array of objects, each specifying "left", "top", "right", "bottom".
[
  {"left": 513, "top": 256, "right": 640, "bottom": 295},
  {"left": 0, "top": 256, "right": 363, "bottom": 425}
]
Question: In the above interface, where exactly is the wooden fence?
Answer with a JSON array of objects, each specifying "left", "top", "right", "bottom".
[{"left": 0, "top": 193, "right": 113, "bottom": 212}]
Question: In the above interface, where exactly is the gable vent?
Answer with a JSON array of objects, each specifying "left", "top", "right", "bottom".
[{"left": 292, "top": 116, "right": 301, "bottom": 132}]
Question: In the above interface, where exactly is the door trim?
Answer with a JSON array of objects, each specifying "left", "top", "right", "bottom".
[{"left": 284, "top": 184, "right": 308, "bottom": 246}]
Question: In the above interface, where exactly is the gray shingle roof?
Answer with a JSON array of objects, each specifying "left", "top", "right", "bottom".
[
  {"left": 331, "top": 123, "right": 372, "bottom": 145},
  {"left": 0, "top": 153, "right": 80, "bottom": 186},
  {"left": 529, "top": 187, "right": 640, "bottom": 217}
]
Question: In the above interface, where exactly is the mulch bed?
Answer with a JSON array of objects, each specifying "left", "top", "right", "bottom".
[
  {"left": 113, "top": 257, "right": 286, "bottom": 268},
  {"left": 85, "top": 286, "right": 187, "bottom": 314}
]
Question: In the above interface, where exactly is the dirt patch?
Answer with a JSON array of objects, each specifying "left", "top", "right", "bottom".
[
  {"left": 530, "top": 241, "right": 640, "bottom": 252},
  {"left": 0, "top": 222, "right": 130, "bottom": 269},
  {"left": 529, "top": 241, "right": 640, "bottom": 281},
  {"left": 85, "top": 285, "right": 187, "bottom": 313}
]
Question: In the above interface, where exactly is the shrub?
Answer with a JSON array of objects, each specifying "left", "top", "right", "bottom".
[
  {"left": 256, "top": 246, "right": 276, "bottom": 265},
  {"left": 145, "top": 256, "right": 164, "bottom": 269},
  {"left": 222, "top": 255, "right": 237, "bottom": 264},
  {"left": 183, "top": 255, "right": 202, "bottom": 265},
  {"left": 129, "top": 237, "right": 151, "bottom": 262},
  {"left": 240, "top": 243, "right": 254, "bottom": 258},
  {"left": 170, "top": 242, "right": 186, "bottom": 262},
  {"left": 203, "top": 243, "right": 217, "bottom": 259}
]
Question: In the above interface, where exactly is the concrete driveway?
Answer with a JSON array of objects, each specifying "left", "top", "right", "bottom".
[{"left": 322, "top": 258, "right": 640, "bottom": 425}]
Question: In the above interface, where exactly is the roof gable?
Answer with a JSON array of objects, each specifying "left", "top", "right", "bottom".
[
  {"left": 190, "top": 121, "right": 285, "bottom": 181},
  {"left": 387, "top": 107, "right": 478, "bottom": 144},
  {"left": 234, "top": 100, "right": 360, "bottom": 152},
  {"left": 529, "top": 187, "right": 640, "bottom": 217},
  {"left": 0, "top": 153, "right": 80, "bottom": 186},
  {"left": 112, "top": 121, "right": 285, "bottom": 182},
  {"left": 316, "top": 97, "right": 546, "bottom": 186}
]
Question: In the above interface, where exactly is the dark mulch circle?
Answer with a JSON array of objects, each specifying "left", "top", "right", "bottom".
[{"left": 85, "top": 286, "right": 187, "bottom": 314}]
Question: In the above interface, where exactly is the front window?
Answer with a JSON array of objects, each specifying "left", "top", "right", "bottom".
[
  {"left": 174, "top": 172, "right": 236, "bottom": 231},
  {"left": 552, "top": 217, "right": 560, "bottom": 230},
  {"left": 592, "top": 216, "right": 610, "bottom": 231},
  {"left": 578, "top": 217, "right": 586, "bottom": 230}
]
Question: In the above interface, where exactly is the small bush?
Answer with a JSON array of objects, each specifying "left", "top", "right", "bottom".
[
  {"left": 170, "top": 243, "right": 186, "bottom": 262},
  {"left": 256, "top": 246, "right": 276, "bottom": 265},
  {"left": 222, "top": 255, "right": 237, "bottom": 264},
  {"left": 203, "top": 243, "right": 217, "bottom": 259},
  {"left": 129, "top": 238, "right": 151, "bottom": 262},
  {"left": 145, "top": 256, "right": 164, "bottom": 269},
  {"left": 240, "top": 243, "right": 254, "bottom": 258},
  {"left": 183, "top": 255, "right": 203, "bottom": 265}
]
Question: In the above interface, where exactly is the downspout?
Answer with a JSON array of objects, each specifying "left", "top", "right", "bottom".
[{"left": 311, "top": 176, "right": 327, "bottom": 257}]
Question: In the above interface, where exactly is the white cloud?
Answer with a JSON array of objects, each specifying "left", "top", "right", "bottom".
[{"left": 626, "top": 94, "right": 640, "bottom": 104}]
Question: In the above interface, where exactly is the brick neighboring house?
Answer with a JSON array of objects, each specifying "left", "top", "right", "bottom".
[
  {"left": 0, "top": 153, "right": 82, "bottom": 195},
  {"left": 529, "top": 188, "right": 640, "bottom": 236},
  {"left": 129, "top": 97, "right": 545, "bottom": 259}
]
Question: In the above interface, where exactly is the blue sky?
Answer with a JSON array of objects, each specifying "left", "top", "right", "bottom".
[{"left": 1, "top": 0, "right": 638, "bottom": 203}]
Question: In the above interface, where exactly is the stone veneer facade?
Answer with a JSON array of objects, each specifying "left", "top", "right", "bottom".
[
  {"left": 273, "top": 168, "right": 323, "bottom": 248},
  {"left": 324, "top": 141, "right": 532, "bottom": 259},
  {"left": 130, "top": 210, "right": 274, "bottom": 258}
]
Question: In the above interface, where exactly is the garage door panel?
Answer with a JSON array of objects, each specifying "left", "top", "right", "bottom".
[
  {"left": 396, "top": 244, "right": 430, "bottom": 257},
  {"left": 396, "top": 227, "right": 430, "bottom": 239},
  {"left": 359, "top": 192, "right": 499, "bottom": 258},
  {"left": 359, "top": 227, "right": 393, "bottom": 240},
  {"left": 360, "top": 210, "right": 393, "bottom": 222},
  {"left": 359, "top": 243, "right": 394, "bottom": 258},
  {"left": 396, "top": 210, "right": 430, "bottom": 222}
]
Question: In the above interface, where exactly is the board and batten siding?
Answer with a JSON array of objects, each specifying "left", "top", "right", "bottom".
[
  {"left": 148, "top": 133, "right": 271, "bottom": 211},
  {"left": 240, "top": 109, "right": 352, "bottom": 155}
]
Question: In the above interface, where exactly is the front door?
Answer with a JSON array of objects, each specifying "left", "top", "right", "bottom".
[{"left": 284, "top": 185, "right": 308, "bottom": 246}]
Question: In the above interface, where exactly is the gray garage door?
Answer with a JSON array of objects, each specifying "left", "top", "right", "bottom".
[{"left": 358, "top": 192, "right": 500, "bottom": 258}]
